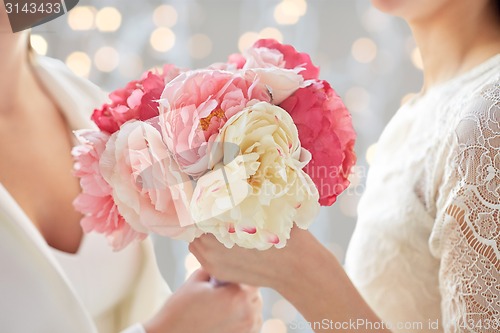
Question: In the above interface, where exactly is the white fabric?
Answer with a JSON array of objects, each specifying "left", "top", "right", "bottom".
[
  {"left": 0, "top": 55, "right": 170, "bottom": 333},
  {"left": 51, "top": 234, "right": 141, "bottom": 333},
  {"left": 120, "top": 323, "right": 147, "bottom": 333},
  {"left": 345, "top": 54, "right": 500, "bottom": 333}
]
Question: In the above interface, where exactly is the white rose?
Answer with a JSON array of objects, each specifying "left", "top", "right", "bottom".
[
  {"left": 242, "top": 47, "right": 285, "bottom": 69},
  {"left": 191, "top": 102, "right": 320, "bottom": 250}
]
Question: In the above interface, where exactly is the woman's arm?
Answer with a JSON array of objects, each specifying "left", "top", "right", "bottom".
[
  {"left": 429, "top": 83, "right": 500, "bottom": 333},
  {"left": 190, "top": 228, "right": 390, "bottom": 333}
]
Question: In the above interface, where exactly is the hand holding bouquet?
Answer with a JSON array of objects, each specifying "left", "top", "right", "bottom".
[{"left": 72, "top": 39, "right": 356, "bottom": 251}]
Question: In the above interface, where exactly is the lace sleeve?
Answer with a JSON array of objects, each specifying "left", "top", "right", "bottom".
[{"left": 434, "top": 81, "right": 500, "bottom": 333}]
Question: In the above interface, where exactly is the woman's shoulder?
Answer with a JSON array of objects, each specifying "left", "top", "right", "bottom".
[
  {"left": 432, "top": 74, "right": 498, "bottom": 203},
  {"left": 446, "top": 54, "right": 499, "bottom": 116},
  {"left": 454, "top": 76, "right": 499, "bottom": 147},
  {"left": 34, "top": 55, "right": 106, "bottom": 96},
  {"left": 32, "top": 55, "right": 108, "bottom": 122}
]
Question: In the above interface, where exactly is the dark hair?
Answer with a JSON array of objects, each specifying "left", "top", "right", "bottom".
[{"left": 496, "top": 0, "right": 500, "bottom": 19}]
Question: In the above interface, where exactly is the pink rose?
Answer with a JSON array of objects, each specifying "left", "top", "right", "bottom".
[
  {"left": 73, "top": 194, "right": 145, "bottom": 251},
  {"left": 209, "top": 54, "right": 246, "bottom": 71},
  {"left": 160, "top": 68, "right": 304, "bottom": 177},
  {"left": 280, "top": 80, "right": 356, "bottom": 205},
  {"left": 72, "top": 130, "right": 146, "bottom": 250},
  {"left": 99, "top": 121, "right": 200, "bottom": 240},
  {"left": 159, "top": 70, "right": 268, "bottom": 177},
  {"left": 253, "top": 39, "right": 320, "bottom": 80},
  {"left": 91, "top": 64, "right": 183, "bottom": 134},
  {"left": 91, "top": 105, "right": 120, "bottom": 133},
  {"left": 227, "top": 53, "right": 246, "bottom": 69}
]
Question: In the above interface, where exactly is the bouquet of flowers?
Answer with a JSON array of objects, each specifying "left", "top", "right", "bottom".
[{"left": 72, "top": 39, "right": 356, "bottom": 251}]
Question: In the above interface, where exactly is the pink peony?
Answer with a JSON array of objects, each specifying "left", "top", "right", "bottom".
[
  {"left": 227, "top": 53, "right": 246, "bottom": 69},
  {"left": 91, "top": 64, "right": 183, "bottom": 134},
  {"left": 72, "top": 130, "right": 146, "bottom": 250},
  {"left": 253, "top": 39, "right": 320, "bottom": 80},
  {"left": 160, "top": 69, "right": 304, "bottom": 177},
  {"left": 99, "top": 121, "right": 200, "bottom": 240},
  {"left": 280, "top": 80, "right": 356, "bottom": 205}
]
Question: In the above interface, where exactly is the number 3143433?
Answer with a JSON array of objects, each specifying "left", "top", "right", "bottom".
[{"left": 5, "top": 2, "right": 62, "bottom": 15}]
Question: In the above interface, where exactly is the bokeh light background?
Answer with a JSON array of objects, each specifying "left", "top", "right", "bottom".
[{"left": 32, "top": 1, "right": 423, "bottom": 332}]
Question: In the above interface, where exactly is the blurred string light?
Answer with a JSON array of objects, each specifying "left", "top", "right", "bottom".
[
  {"left": 365, "top": 143, "right": 378, "bottom": 165},
  {"left": 259, "top": 27, "right": 283, "bottom": 42},
  {"left": 94, "top": 46, "right": 120, "bottom": 72},
  {"left": 153, "top": 4, "right": 178, "bottom": 27},
  {"left": 238, "top": 31, "right": 260, "bottom": 52},
  {"left": 66, "top": 51, "right": 92, "bottom": 78},
  {"left": 150, "top": 27, "right": 176, "bottom": 52},
  {"left": 188, "top": 34, "right": 213, "bottom": 59},
  {"left": 351, "top": 37, "right": 377, "bottom": 63},
  {"left": 261, "top": 318, "right": 287, "bottom": 333},
  {"left": 96, "top": 7, "right": 122, "bottom": 32},
  {"left": 411, "top": 47, "right": 424, "bottom": 70},
  {"left": 30, "top": 34, "right": 48, "bottom": 55},
  {"left": 238, "top": 27, "right": 284, "bottom": 53},
  {"left": 274, "top": 0, "right": 307, "bottom": 25},
  {"left": 67, "top": 6, "right": 95, "bottom": 31}
]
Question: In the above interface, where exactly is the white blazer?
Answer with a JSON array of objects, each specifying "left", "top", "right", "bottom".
[{"left": 0, "top": 56, "right": 170, "bottom": 333}]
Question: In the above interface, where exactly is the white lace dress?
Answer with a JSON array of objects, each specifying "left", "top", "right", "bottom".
[{"left": 345, "top": 54, "right": 500, "bottom": 333}]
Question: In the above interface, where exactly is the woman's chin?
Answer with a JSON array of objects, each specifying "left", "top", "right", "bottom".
[
  {"left": 370, "top": 0, "right": 459, "bottom": 22},
  {"left": 370, "top": 0, "right": 406, "bottom": 15}
]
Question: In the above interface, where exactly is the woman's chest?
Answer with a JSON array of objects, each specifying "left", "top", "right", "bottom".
[
  {"left": 362, "top": 95, "right": 460, "bottom": 226},
  {"left": 0, "top": 108, "right": 83, "bottom": 253}
]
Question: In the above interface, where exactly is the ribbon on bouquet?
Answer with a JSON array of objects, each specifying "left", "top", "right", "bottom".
[{"left": 210, "top": 277, "right": 229, "bottom": 287}]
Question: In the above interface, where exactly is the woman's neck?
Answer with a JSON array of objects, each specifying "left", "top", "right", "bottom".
[
  {"left": 0, "top": 28, "right": 32, "bottom": 114},
  {"left": 409, "top": 1, "right": 500, "bottom": 92}
]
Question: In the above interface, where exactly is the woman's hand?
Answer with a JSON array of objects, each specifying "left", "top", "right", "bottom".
[
  {"left": 189, "top": 227, "right": 321, "bottom": 290},
  {"left": 143, "top": 269, "right": 262, "bottom": 333},
  {"left": 189, "top": 229, "right": 391, "bottom": 333}
]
